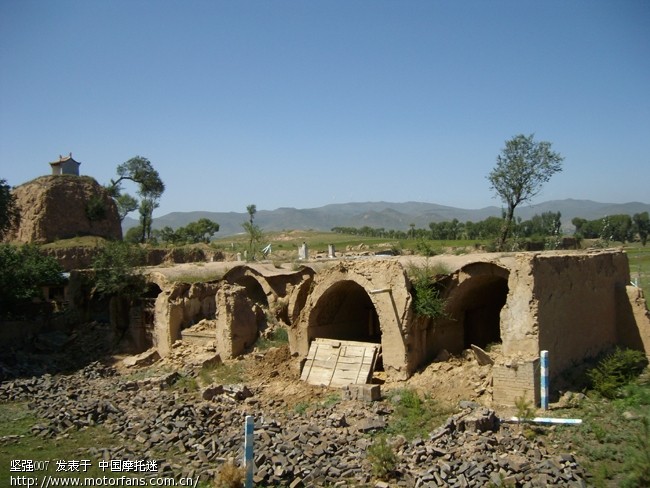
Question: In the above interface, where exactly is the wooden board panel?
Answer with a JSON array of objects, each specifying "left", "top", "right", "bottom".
[{"left": 301, "top": 338, "right": 381, "bottom": 387}]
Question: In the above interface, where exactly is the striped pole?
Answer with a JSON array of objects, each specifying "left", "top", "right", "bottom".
[
  {"left": 508, "top": 416, "right": 581, "bottom": 425},
  {"left": 540, "top": 350, "right": 549, "bottom": 410},
  {"left": 244, "top": 415, "right": 254, "bottom": 488}
]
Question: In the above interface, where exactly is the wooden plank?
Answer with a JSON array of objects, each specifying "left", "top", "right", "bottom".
[
  {"left": 356, "top": 347, "right": 375, "bottom": 384},
  {"left": 301, "top": 338, "right": 381, "bottom": 387},
  {"left": 299, "top": 341, "right": 319, "bottom": 382}
]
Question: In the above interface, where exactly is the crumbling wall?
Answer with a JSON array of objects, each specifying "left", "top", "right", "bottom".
[
  {"left": 287, "top": 278, "right": 314, "bottom": 325},
  {"left": 153, "top": 282, "right": 219, "bottom": 356},
  {"left": 500, "top": 255, "right": 539, "bottom": 358},
  {"left": 215, "top": 283, "right": 260, "bottom": 358},
  {"left": 224, "top": 265, "right": 315, "bottom": 313},
  {"left": 534, "top": 251, "right": 630, "bottom": 378},
  {"left": 293, "top": 260, "right": 413, "bottom": 379},
  {"left": 494, "top": 250, "right": 642, "bottom": 406},
  {"left": 618, "top": 285, "right": 650, "bottom": 357},
  {"left": 432, "top": 262, "right": 510, "bottom": 360},
  {"left": 143, "top": 250, "right": 648, "bottom": 403}
]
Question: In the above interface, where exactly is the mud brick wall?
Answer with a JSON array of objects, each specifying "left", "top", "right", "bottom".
[{"left": 492, "top": 358, "right": 540, "bottom": 407}]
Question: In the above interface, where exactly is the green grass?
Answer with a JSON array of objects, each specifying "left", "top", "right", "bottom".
[
  {"left": 384, "top": 388, "right": 453, "bottom": 441},
  {"left": 40, "top": 236, "right": 108, "bottom": 249},
  {"left": 0, "top": 401, "right": 216, "bottom": 488},
  {"left": 212, "top": 229, "right": 487, "bottom": 258},
  {"left": 626, "top": 243, "right": 650, "bottom": 291},
  {"left": 291, "top": 393, "right": 341, "bottom": 417},
  {"left": 546, "top": 367, "right": 650, "bottom": 487},
  {"left": 172, "top": 373, "right": 199, "bottom": 392},
  {"left": 255, "top": 327, "right": 289, "bottom": 350},
  {"left": 0, "top": 402, "right": 122, "bottom": 487},
  {"left": 199, "top": 361, "right": 246, "bottom": 385}
]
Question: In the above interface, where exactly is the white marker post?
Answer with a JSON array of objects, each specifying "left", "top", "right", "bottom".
[
  {"left": 540, "top": 350, "right": 549, "bottom": 410},
  {"left": 244, "top": 415, "right": 254, "bottom": 488}
]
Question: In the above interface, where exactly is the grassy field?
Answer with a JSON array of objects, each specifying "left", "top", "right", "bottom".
[
  {"left": 0, "top": 402, "right": 124, "bottom": 487},
  {"left": 625, "top": 243, "right": 650, "bottom": 291},
  {"left": 211, "top": 229, "right": 486, "bottom": 259},
  {"left": 548, "top": 367, "right": 650, "bottom": 487}
]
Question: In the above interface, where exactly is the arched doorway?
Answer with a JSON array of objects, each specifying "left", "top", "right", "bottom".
[
  {"left": 229, "top": 275, "right": 268, "bottom": 307},
  {"left": 460, "top": 276, "right": 508, "bottom": 348},
  {"left": 308, "top": 280, "right": 381, "bottom": 344},
  {"left": 443, "top": 263, "right": 509, "bottom": 352}
]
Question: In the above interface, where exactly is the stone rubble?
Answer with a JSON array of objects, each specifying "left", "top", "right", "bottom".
[{"left": 0, "top": 360, "right": 589, "bottom": 487}]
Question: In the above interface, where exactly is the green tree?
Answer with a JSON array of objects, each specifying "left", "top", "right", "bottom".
[
  {"left": 115, "top": 193, "right": 139, "bottom": 222},
  {"left": 182, "top": 218, "right": 220, "bottom": 243},
  {"left": 138, "top": 197, "right": 158, "bottom": 243},
  {"left": 110, "top": 156, "right": 165, "bottom": 195},
  {"left": 157, "top": 226, "right": 182, "bottom": 245},
  {"left": 607, "top": 214, "right": 633, "bottom": 243},
  {"left": 0, "top": 244, "right": 64, "bottom": 316},
  {"left": 0, "top": 179, "right": 20, "bottom": 240},
  {"left": 633, "top": 212, "right": 650, "bottom": 246},
  {"left": 91, "top": 241, "right": 147, "bottom": 300},
  {"left": 519, "top": 211, "right": 562, "bottom": 238},
  {"left": 124, "top": 225, "right": 144, "bottom": 244},
  {"left": 243, "top": 204, "right": 262, "bottom": 261},
  {"left": 572, "top": 217, "right": 587, "bottom": 237},
  {"left": 108, "top": 156, "right": 165, "bottom": 242},
  {"left": 246, "top": 204, "right": 257, "bottom": 225},
  {"left": 158, "top": 219, "right": 220, "bottom": 245},
  {"left": 488, "top": 134, "right": 563, "bottom": 251}
]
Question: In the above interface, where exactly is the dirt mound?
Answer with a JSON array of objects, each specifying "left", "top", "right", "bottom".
[
  {"left": 228, "top": 343, "right": 496, "bottom": 411},
  {"left": 6, "top": 175, "right": 122, "bottom": 244}
]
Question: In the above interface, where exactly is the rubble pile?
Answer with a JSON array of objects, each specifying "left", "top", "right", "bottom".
[{"left": 0, "top": 359, "right": 588, "bottom": 487}]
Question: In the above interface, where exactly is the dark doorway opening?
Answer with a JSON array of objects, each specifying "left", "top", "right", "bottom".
[
  {"left": 462, "top": 277, "right": 508, "bottom": 349},
  {"left": 231, "top": 275, "right": 268, "bottom": 307},
  {"left": 309, "top": 280, "right": 381, "bottom": 343},
  {"left": 132, "top": 283, "right": 162, "bottom": 352},
  {"left": 308, "top": 280, "right": 383, "bottom": 372},
  {"left": 443, "top": 264, "right": 509, "bottom": 352}
]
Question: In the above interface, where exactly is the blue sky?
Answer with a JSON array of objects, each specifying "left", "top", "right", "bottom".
[{"left": 1, "top": 0, "right": 648, "bottom": 217}]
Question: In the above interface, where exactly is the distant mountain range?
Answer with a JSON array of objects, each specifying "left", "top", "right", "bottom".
[{"left": 122, "top": 199, "right": 650, "bottom": 238}]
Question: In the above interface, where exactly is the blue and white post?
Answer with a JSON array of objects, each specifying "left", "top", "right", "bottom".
[
  {"left": 540, "top": 350, "right": 549, "bottom": 410},
  {"left": 244, "top": 415, "right": 254, "bottom": 488}
]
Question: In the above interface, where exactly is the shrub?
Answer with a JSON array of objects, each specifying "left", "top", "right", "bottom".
[
  {"left": 412, "top": 284, "right": 446, "bottom": 319},
  {"left": 215, "top": 461, "right": 245, "bottom": 488},
  {"left": 0, "top": 244, "right": 64, "bottom": 317},
  {"left": 386, "top": 388, "right": 452, "bottom": 440},
  {"left": 1, "top": 179, "right": 20, "bottom": 239},
  {"left": 294, "top": 402, "right": 309, "bottom": 415},
  {"left": 256, "top": 327, "right": 289, "bottom": 350},
  {"left": 407, "top": 261, "right": 449, "bottom": 320},
  {"left": 588, "top": 348, "right": 649, "bottom": 399},
  {"left": 91, "top": 241, "right": 147, "bottom": 300},
  {"left": 367, "top": 435, "right": 397, "bottom": 480},
  {"left": 415, "top": 239, "right": 439, "bottom": 257},
  {"left": 172, "top": 374, "right": 198, "bottom": 392},
  {"left": 85, "top": 195, "right": 107, "bottom": 221},
  {"left": 514, "top": 392, "right": 535, "bottom": 428}
]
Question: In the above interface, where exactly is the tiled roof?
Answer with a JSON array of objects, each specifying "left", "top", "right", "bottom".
[{"left": 49, "top": 153, "right": 81, "bottom": 166}]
